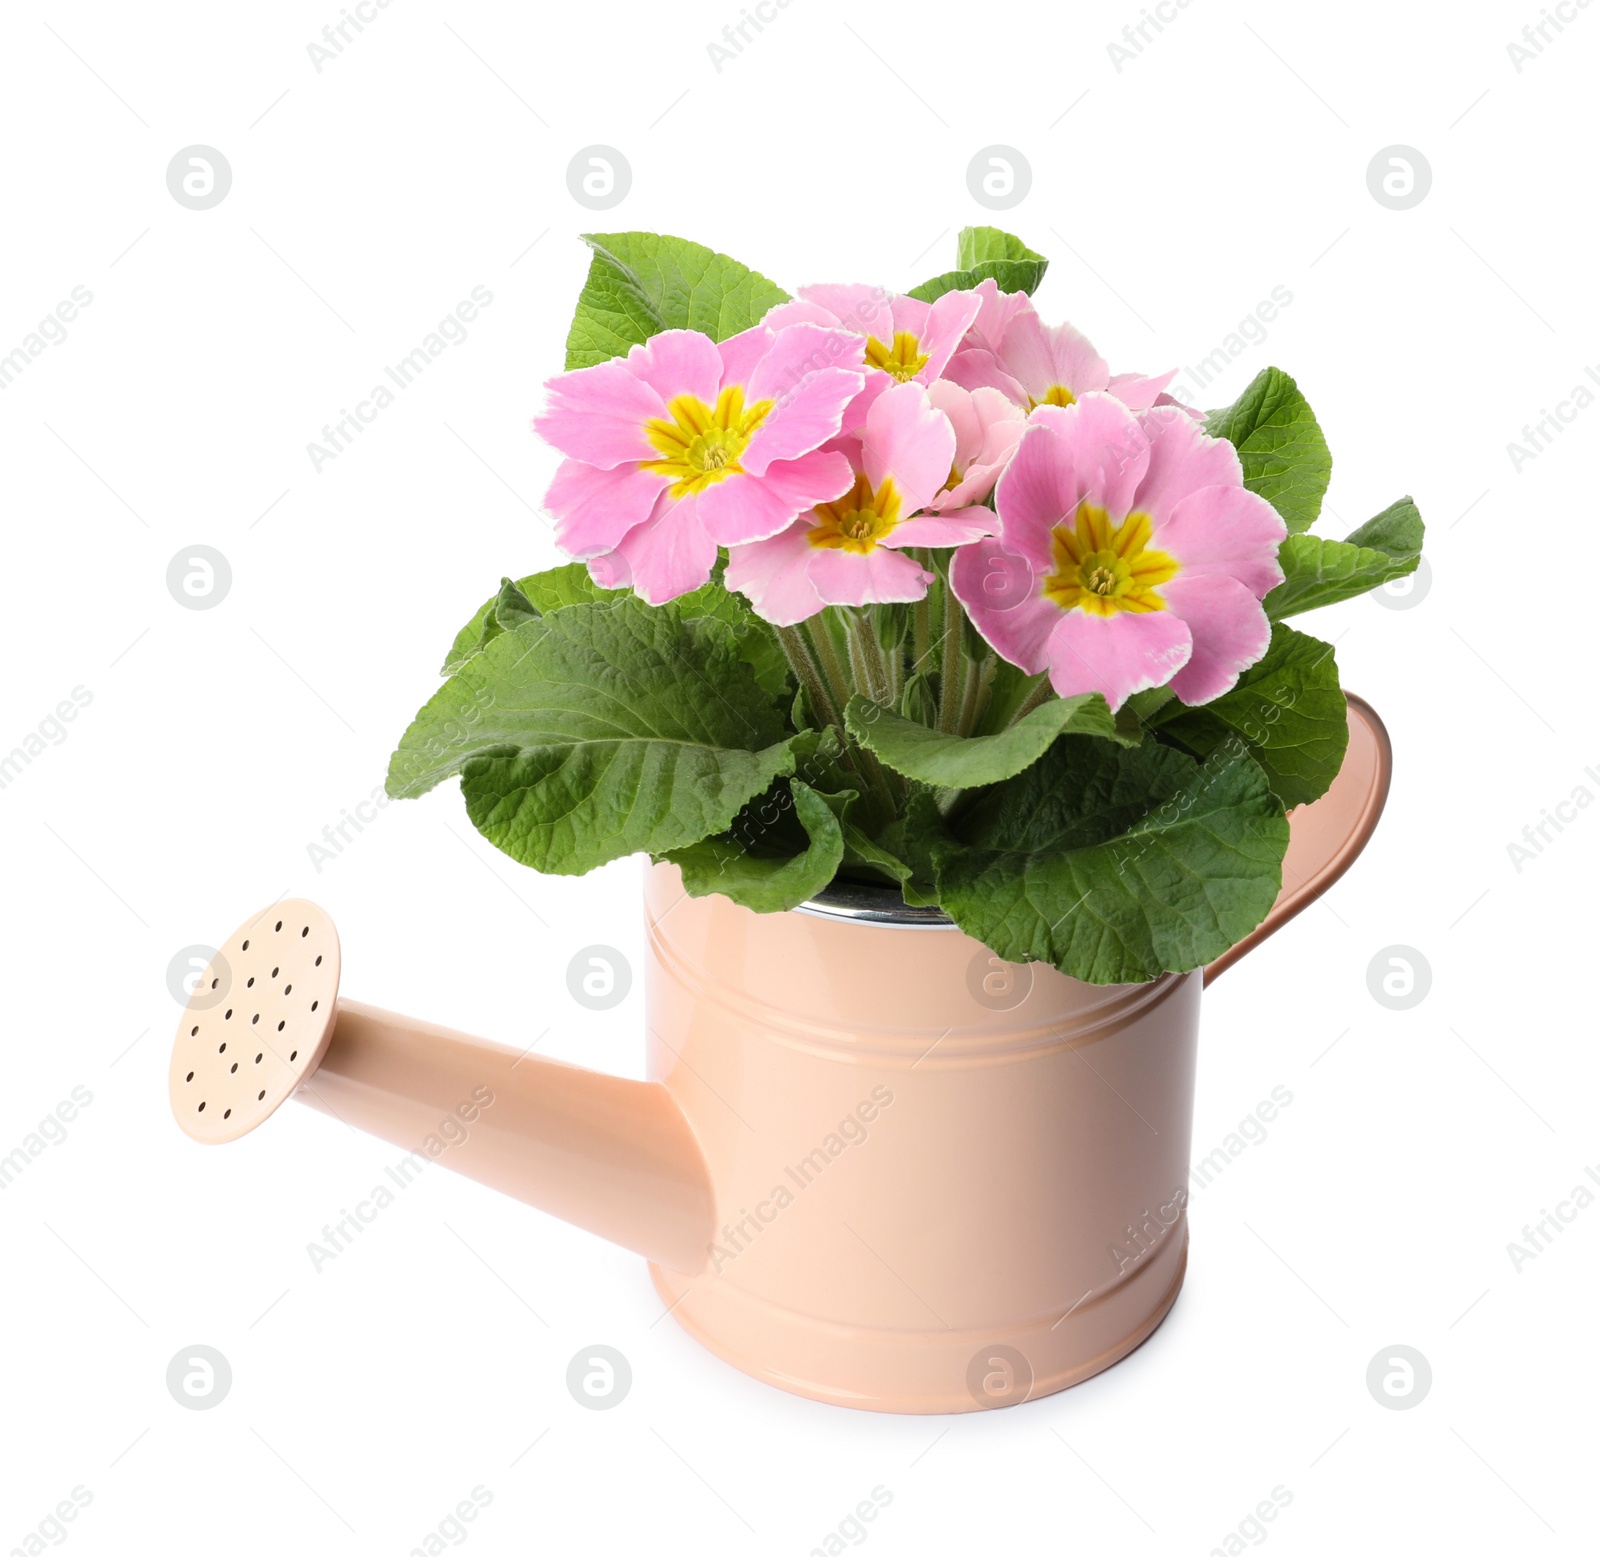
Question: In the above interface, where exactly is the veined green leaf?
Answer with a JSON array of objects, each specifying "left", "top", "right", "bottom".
[
  {"left": 1148, "top": 624, "right": 1347, "bottom": 809},
  {"left": 563, "top": 232, "right": 790, "bottom": 369},
  {"left": 1205, "top": 367, "right": 1332, "bottom": 535}
]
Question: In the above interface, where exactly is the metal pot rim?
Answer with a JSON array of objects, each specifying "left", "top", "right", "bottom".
[{"left": 794, "top": 877, "right": 958, "bottom": 930}]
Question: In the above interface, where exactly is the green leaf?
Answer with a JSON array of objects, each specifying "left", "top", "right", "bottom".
[
  {"left": 563, "top": 233, "right": 791, "bottom": 370},
  {"left": 440, "top": 577, "right": 541, "bottom": 674},
  {"left": 1148, "top": 624, "right": 1347, "bottom": 809},
  {"left": 958, "top": 226, "right": 1046, "bottom": 269},
  {"left": 845, "top": 692, "right": 1130, "bottom": 790},
  {"left": 443, "top": 562, "right": 790, "bottom": 702},
  {"left": 919, "top": 741, "right": 1289, "bottom": 984},
  {"left": 441, "top": 564, "right": 606, "bottom": 673},
  {"left": 1266, "top": 496, "right": 1424, "bottom": 620},
  {"left": 388, "top": 598, "right": 799, "bottom": 875},
  {"left": 678, "top": 564, "right": 793, "bottom": 703},
  {"left": 906, "top": 227, "right": 1048, "bottom": 303},
  {"left": 1205, "top": 368, "right": 1331, "bottom": 535},
  {"left": 899, "top": 671, "right": 938, "bottom": 727},
  {"left": 663, "top": 780, "right": 844, "bottom": 913}
]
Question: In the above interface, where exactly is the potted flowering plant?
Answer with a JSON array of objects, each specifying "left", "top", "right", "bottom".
[{"left": 387, "top": 226, "right": 1423, "bottom": 987}]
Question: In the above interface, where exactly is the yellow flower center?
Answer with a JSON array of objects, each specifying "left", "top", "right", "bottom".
[
  {"left": 807, "top": 472, "right": 903, "bottom": 554},
  {"left": 1043, "top": 500, "right": 1179, "bottom": 617},
  {"left": 641, "top": 386, "right": 772, "bottom": 498},
  {"left": 1028, "top": 384, "right": 1077, "bottom": 409},
  {"left": 863, "top": 331, "right": 930, "bottom": 383}
]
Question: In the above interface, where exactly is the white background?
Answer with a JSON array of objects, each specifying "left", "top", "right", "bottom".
[{"left": 2, "top": 1, "right": 1595, "bottom": 1552}]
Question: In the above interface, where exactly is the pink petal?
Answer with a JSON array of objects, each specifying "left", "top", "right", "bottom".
[
  {"left": 587, "top": 551, "right": 632, "bottom": 591},
  {"left": 926, "top": 383, "right": 1028, "bottom": 508},
  {"left": 888, "top": 509, "right": 993, "bottom": 547},
  {"left": 1154, "top": 485, "right": 1287, "bottom": 599},
  {"left": 915, "top": 289, "right": 985, "bottom": 381},
  {"left": 1106, "top": 369, "right": 1178, "bottom": 411},
  {"left": 625, "top": 329, "right": 724, "bottom": 407},
  {"left": 547, "top": 459, "right": 668, "bottom": 558},
  {"left": 717, "top": 324, "right": 775, "bottom": 390},
  {"left": 1133, "top": 404, "right": 1242, "bottom": 526},
  {"left": 1162, "top": 574, "right": 1273, "bottom": 705},
  {"left": 1043, "top": 610, "right": 1193, "bottom": 711},
  {"left": 696, "top": 449, "right": 856, "bottom": 547},
  {"left": 747, "top": 323, "right": 866, "bottom": 402},
  {"left": 806, "top": 543, "right": 932, "bottom": 607},
  {"left": 991, "top": 418, "right": 1076, "bottom": 573},
  {"left": 950, "top": 540, "right": 1057, "bottom": 673},
  {"left": 762, "top": 298, "right": 841, "bottom": 329},
  {"left": 963, "top": 277, "right": 1037, "bottom": 355},
  {"left": 1029, "top": 394, "right": 1151, "bottom": 521},
  {"left": 795, "top": 284, "right": 895, "bottom": 339},
  {"left": 743, "top": 328, "right": 865, "bottom": 472},
  {"left": 725, "top": 521, "right": 825, "bottom": 627},
  {"left": 533, "top": 359, "right": 665, "bottom": 469},
  {"left": 859, "top": 381, "right": 955, "bottom": 513},
  {"left": 1155, "top": 389, "right": 1205, "bottom": 421},
  {"left": 926, "top": 378, "right": 983, "bottom": 465},
  {"left": 606, "top": 494, "right": 720, "bottom": 606},
  {"left": 839, "top": 374, "right": 889, "bottom": 434},
  {"left": 998, "top": 313, "right": 1108, "bottom": 403},
  {"left": 940, "top": 347, "right": 1028, "bottom": 404}
]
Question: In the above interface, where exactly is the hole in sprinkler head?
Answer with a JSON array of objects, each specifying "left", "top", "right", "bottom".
[
  {"left": 271, "top": 967, "right": 279, "bottom": 979},
  {"left": 258, "top": 1090, "right": 265, "bottom": 1100},
  {"left": 223, "top": 1109, "right": 231, "bottom": 1119},
  {"left": 211, "top": 977, "right": 218, "bottom": 989},
  {"left": 255, "top": 1053, "right": 262, "bottom": 1064},
  {"left": 230, "top": 1062, "right": 238, "bottom": 1073},
  {"left": 275, "top": 920, "right": 283, "bottom": 932},
  {"left": 185, "top": 1071, "right": 194, "bottom": 1083},
  {"left": 311, "top": 1000, "right": 319, "bottom": 1012},
  {"left": 224, "top": 1009, "right": 232, "bottom": 1020},
  {"left": 277, "top": 1021, "right": 285, "bottom": 1031},
  {"left": 301, "top": 926, "right": 309, "bottom": 937},
  {"left": 289, "top": 1050, "right": 298, "bottom": 1062},
  {"left": 284, "top": 983, "right": 292, "bottom": 995},
  {"left": 246, "top": 976, "right": 255, "bottom": 988},
  {"left": 242, "top": 939, "right": 250, "bottom": 951},
  {"left": 197, "top": 1101, "right": 206, "bottom": 1113},
  {"left": 190, "top": 1025, "right": 198, "bottom": 1037},
  {"left": 217, "top": 1043, "right": 226, "bottom": 1054},
  {"left": 251, "top": 1014, "right": 260, "bottom": 1025},
  {"left": 315, "top": 955, "right": 323, "bottom": 967}
]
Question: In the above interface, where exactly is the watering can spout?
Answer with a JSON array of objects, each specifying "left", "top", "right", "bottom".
[{"left": 167, "top": 906, "right": 715, "bottom": 1274}]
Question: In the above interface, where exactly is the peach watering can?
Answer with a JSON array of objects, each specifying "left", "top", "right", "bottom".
[{"left": 169, "top": 696, "right": 1390, "bottom": 1412}]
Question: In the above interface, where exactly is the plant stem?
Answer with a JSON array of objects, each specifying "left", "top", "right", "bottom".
[
  {"left": 1006, "top": 674, "right": 1053, "bottom": 728},
  {"left": 795, "top": 615, "right": 899, "bottom": 816},
  {"left": 805, "top": 615, "right": 853, "bottom": 713},
  {"left": 775, "top": 624, "right": 840, "bottom": 730},
  {"left": 937, "top": 577, "right": 968, "bottom": 735},
  {"left": 845, "top": 610, "right": 893, "bottom": 708},
  {"left": 912, "top": 595, "right": 932, "bottom": 677},
  {"left": 959, "top": 653, "right": 996, "bottom": 737}
]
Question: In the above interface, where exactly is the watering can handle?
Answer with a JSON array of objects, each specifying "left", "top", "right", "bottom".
[{"left": 1203, "top": 692, "right": 1392, "bottom": 985}]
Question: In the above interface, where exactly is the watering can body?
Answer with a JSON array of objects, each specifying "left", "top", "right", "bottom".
[{"left": 175, "top": 696, "right": 1389, "bottom": 1412}]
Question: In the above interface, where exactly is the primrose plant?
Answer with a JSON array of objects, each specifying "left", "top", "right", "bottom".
[{"left": 387, "top": 228, "right": 1425, "bottom": 985}]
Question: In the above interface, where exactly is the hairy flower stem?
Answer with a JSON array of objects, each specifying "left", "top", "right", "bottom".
[
  {"left": 805, "top": 616, "right": 853, "bottom": 713},
  {"left": 845, "top": 610, "right": 893, "bottom": 709},
  {"left": 937, "top": 577, "right": 969, "bottom": 735},
  {"left": 959, "top": 653, "right": 996, "bottom": 736},
  {"left": 776, "top": 625, "right": 841, "bottom": 731},
  {"left": 1006, "top": 675, "right": 1054, "bottom": 728},
  {"left": 912, "top": 595, "right": 932, "bottom": 677},
  {"left": 803, "top": 615, "right": 899, "bottom": 815}
]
